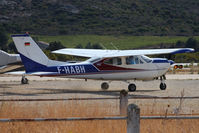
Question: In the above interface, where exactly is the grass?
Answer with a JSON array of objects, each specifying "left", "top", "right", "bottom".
[
  {"left": 35, "top": 35, "right": 199, "bottom": 49},
  {"left": 8, "top": 34, "right": 199, "bottom": 49},
  {"left": 0, "top": 100, "right": 198, "bottom": 133}
]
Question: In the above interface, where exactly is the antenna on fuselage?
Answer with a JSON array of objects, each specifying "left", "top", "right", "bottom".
[
  {"left": 100, "top": 43, "right": 107, "bottom": 50},
  {"left": 110, "top": 42, "right": 118, "bottom": 50}
]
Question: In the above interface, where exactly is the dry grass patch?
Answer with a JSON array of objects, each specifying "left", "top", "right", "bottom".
[
  {"left": 0, "top": 100, "right": 198, "bottom": 133},
  {"left": 141, "top": 119, "right": 199, "bottom": 133}
]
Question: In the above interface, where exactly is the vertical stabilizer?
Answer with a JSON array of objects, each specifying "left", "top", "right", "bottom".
[
  {"left": 12, "top": 34, "right": 49, "bottom": 66},
  {"left": 12, "top": 34, "right": 64, "bottom": 73}
]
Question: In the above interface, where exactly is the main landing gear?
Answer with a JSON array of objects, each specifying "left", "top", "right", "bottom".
[
  {"left": 159, "top": 75, "right": 166, "bottom": 90},
  {"left": 128, "top": 83, "right": 136, "bottom": 92},
  {"left": 21, "top": 75, "right": 29, "bottom": 84},
  {"left": 100, "top": 75, "right": 167, "bottom": 91},
  {"left": 100, "top": 81, "right": 137, "bottom": 92},
  {"left": 101, "top": 82, "right": 109, "bottom": 90}
]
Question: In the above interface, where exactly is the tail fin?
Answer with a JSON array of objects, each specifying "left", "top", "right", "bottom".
[{"left": 11, "top": 34, "right": 64, "bottom": 73}]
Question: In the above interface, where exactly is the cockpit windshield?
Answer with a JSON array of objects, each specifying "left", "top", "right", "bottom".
[
  {"left": 141, "top": 55, "right": 152, "bottom": 63},
  {"left": 89, "top": 58, "right": 101, "bottom": 63}
]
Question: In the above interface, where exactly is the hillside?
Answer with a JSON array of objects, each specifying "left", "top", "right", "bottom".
[{"left": 0, "top": 0, "right": 199, "bottom": 35}]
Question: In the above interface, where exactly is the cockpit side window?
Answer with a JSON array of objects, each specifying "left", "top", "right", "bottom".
[
  {"left": 104, "top": 57, "right": 122, "bottom": 65},
  {"left": 126, "top": 56, "right": 135, "bottom": 65},
  {"left": 135, "top": 56, "right": 139, "bottom": 64}
]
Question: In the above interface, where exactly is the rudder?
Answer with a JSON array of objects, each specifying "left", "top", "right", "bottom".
[{"left": 12, "top": 34, "right": 49, "bottom": 66}]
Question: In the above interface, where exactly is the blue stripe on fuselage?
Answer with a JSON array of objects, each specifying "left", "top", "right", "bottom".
[
  {"left": 152, "top": 59, "right": 169, "bottom": 63},
  {"left": 19, "top": 54, "right": 99, "bottom": 74}
]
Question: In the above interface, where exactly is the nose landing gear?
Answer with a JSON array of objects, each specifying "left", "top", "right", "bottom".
[{"left": 160, "top": 75, "right": 166, "bottom": 90}]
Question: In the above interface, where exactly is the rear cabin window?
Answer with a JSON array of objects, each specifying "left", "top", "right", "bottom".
[
  {"left": 104, "top": 57, "right": 122, "bottom": 65},
  {"left": 126, "top": 56, "right": 143, "bottom": 65}
]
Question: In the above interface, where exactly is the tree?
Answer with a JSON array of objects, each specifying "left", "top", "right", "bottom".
[
  {"left": 0, "top": 27, "right": 9, "bottom": 51},
  {"left": 92, "top": 43, "right": 103, "bottom": 49},
  {"left": 175, "top": 41, "right": 185, "bottom": 48},
  {"left": 85, "top": 42, "right": 103, "bottom": 49},
  {"left": 75, "top": 44, "right": 83, "bottom": 48},
  {"left": 85, "top": 42, "right": 92, "bottom": 49},
  {"left": 8, "top": 42, "right": 18, "bottom": 53},
  {"left": 46, "top": 41, "right": 65, "bottom": 51},
  {"left": 185, "top": 37, "right": 198, "bottom": 52}
]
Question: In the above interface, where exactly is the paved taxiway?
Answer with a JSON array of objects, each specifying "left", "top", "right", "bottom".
[{"left": 0, "top": 74, "right": 198, "bottom": 114}]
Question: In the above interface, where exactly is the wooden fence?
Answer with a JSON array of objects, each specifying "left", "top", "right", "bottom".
[{"left": 0, "top": 90, "right": 198, "bottom": 133}]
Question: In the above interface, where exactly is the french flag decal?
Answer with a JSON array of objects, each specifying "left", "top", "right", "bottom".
[{"left": 25, "top": 42, "right": 30, "bottom": 46}]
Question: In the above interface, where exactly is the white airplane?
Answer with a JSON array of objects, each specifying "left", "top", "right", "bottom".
[
  {"left": 0, "top": 50, "right": 21, "bottom": 68},
  {"left": 11, "top": 34, "right": 194, "bottom": 91}
]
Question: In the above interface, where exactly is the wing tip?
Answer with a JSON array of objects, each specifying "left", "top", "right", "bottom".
[{"left": 171, "top": 48, "right": 195, "bottom": 54}]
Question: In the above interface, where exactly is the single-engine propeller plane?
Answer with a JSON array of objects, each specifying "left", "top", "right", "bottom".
[{"left": 11, "top": 34, "right": 194, "bottom": 91}]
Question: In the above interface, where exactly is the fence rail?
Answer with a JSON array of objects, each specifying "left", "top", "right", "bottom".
[
  {"left": 0, "top": 96, "right": 199, "bottom": 102},
  {"left": 0, "top": 116, "right": 198, "bottom": 123},
  {"left": 141, "top": 116, "right": 199, "bottom": 119},
  {"left": 0, "top": 116, "right": 127, "bottom": 122}
]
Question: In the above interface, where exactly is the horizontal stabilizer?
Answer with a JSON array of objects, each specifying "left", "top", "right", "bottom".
[
  {"left": 6, "top": 71, "right": 26, "bottom": 75},
  {"left": 6, "top": 71, "right": 58, "bottom": 76}
]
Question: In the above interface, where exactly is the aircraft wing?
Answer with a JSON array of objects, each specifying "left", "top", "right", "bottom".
[{"left": 52, "top": 48, "right": 194, "bottom": 58}]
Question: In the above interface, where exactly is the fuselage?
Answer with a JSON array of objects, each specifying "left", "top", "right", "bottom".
[{"left": 36, "top": 55, "right": 172, "bottom": 81}]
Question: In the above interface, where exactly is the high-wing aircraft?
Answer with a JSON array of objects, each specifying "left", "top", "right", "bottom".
[
  {"left": 11, "top": 34, "right": 194, "bottom": 91},
  {"left": 0, "top": 50, "right": 21, "bottom": 68}
]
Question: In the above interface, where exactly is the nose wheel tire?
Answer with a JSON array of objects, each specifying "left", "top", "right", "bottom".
[
  {"left": 101, "top": 82, "right": 109, "bottom": 90},
  {"left": 128, "top": 84, "right": 136, "bottom": 92},
  {"left": 160, "top": 83, "right": 166, "bottom": 90}
]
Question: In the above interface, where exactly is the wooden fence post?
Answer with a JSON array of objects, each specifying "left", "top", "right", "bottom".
[
  {"left": 120, "top": 89, "right": 128, "bottom": 115},
  {"left": 127, "top": 104, "right": 140, "bottom": 133}
]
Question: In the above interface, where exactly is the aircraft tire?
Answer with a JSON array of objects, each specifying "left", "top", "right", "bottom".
[
  {"left": 128, "top": 84, "right": 136, "bottom": 92},
  {"left": 21, "top": 77, "right": 28, "bottom": 84},
  {"left": 101, "top": 82, "right": 109, "bottom": 90},
  {"left": 160, "top": 83, "right": 166, "bottom": 90}
]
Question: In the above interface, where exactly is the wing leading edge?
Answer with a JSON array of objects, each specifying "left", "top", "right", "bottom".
[{"left": 52, "top": 48, "right": 194, "bottom": 58}]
